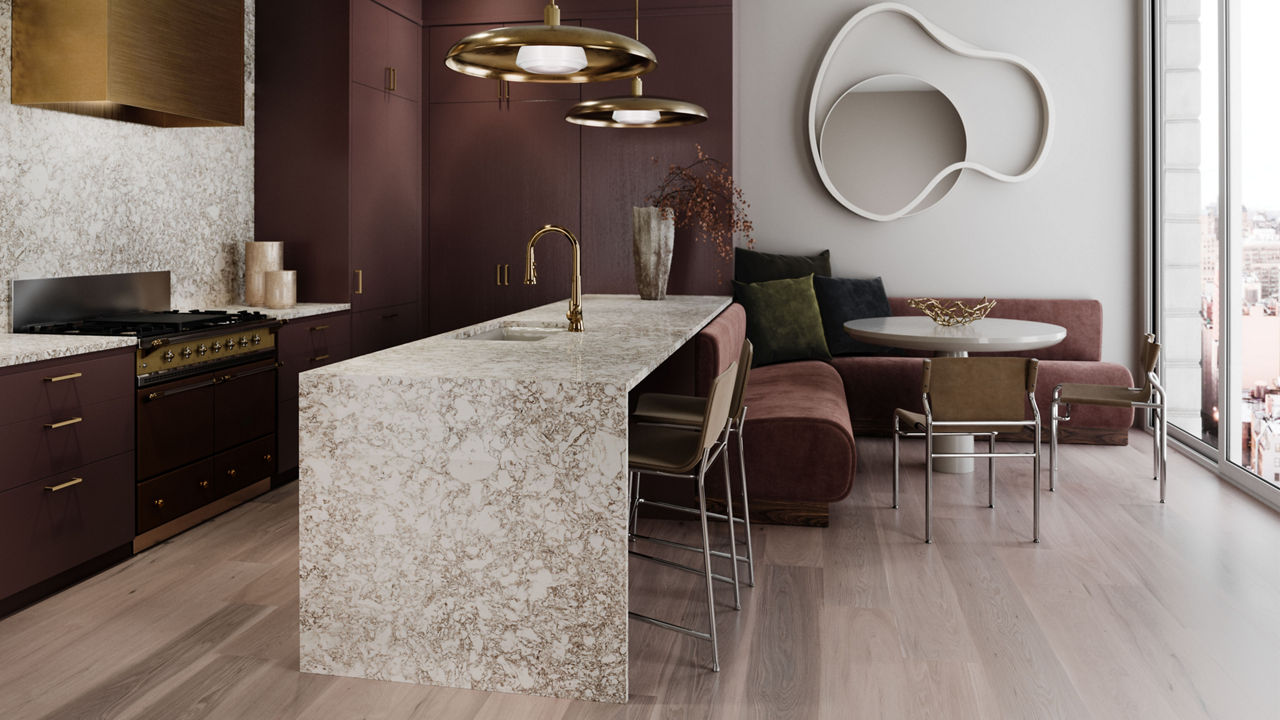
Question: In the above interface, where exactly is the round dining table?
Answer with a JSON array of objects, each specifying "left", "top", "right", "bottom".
[{"left": 844, "top": 316, "right": 1067, "bottom": 473}]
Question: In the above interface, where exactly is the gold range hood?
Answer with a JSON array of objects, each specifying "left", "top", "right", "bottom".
[{"left": 11, "top": 0, "right": 245, "bottom": 127}]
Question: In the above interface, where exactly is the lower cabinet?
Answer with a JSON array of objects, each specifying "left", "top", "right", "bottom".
[
  {"left": 0, "top": 348, "right": 135, "bottom": 616},
  {"left": 276, "top": 310, "right": 352, "bottom": 481},
  {"left": 352, "top": 301, "right": 419, "bottom": 356},
  {"left": 136, "top": 435, "right": 277, "bottom": 535}
]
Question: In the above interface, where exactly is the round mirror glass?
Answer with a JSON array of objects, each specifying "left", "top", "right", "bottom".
[{"left": 818, "top": 75, "right": 967, "bottom": 218}]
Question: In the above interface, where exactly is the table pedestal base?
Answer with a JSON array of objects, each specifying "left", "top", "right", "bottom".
[{"left": 932, "top": 434, "right": 974, "bottom": 474}]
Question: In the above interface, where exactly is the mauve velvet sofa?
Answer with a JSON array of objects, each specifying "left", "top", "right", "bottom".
[{"left": 691, "top": 298, "right": 1134, "bottom": 526}]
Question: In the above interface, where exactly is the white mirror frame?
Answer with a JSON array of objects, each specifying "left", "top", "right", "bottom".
[{"left": 808, "top": 2, "right": 1055, "bottom": 222}]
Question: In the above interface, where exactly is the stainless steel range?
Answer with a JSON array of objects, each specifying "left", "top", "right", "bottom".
[{"left": 13, "top": 271, "right": 282, "bottom": 551}]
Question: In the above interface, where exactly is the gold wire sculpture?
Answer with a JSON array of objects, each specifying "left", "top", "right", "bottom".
[{"left": 907, "top": 297, "right": 997, "bottom": 327}]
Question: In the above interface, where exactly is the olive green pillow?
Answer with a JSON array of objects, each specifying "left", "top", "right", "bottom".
[{"left": 732, "top": 275, "right": 832, "bottom": 367}]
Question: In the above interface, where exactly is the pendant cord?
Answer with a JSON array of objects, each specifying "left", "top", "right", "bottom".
[{"left": 635, "top": 0, "right": 640, "bottom": 41}]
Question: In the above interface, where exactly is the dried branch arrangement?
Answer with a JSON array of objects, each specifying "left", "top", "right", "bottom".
[
  {"left": 646, "top": 144, "right": 754, "bottom": 262},
  {"left": 908, "top": 297, "right": 997, "bottom": 326}
]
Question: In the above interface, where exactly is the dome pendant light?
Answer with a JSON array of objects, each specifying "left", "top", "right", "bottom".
[
  {"left": 445, "top": 1, "right": 656, "bottom": 84},
  {"left": 565, "top": 1, "right": 708, "bottom": 128}
]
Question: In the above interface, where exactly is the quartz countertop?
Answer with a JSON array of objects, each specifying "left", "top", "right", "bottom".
[
  {"left": 0, "top": 334, "right": 138, "bottom": 368},
  {"left": 305, "top": 294, "right": 730, "bottom": 390},
  {"left": 181, "top": 302, "right": 351, "bottom": 322}
]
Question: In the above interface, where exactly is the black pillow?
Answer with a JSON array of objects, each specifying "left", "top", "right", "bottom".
[
  {"left": 734, "top": 247, "right": 832, "bottom": 284},
  {"left": 812, "top": 275, "right": 895, "bottom": 356}
]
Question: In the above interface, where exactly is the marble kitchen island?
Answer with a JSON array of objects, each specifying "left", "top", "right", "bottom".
[{"left": 298, "top": 294, "right": 731, "bottom": 703}]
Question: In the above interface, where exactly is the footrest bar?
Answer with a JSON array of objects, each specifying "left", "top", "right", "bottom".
[
  {"left": 628, "top": 611, "right": 711, "bottom": 642},
  {"left": 639, "top": 499, "right": 748, "bottom": 525},
  {"left": 631, "top": 533, "right": 750, "bottom": 565},
  {"left": 629, "top": 550, "right": 737, "bottom": 585}
]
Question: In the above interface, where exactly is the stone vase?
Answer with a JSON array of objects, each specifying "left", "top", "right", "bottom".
[
  {"left": 632, "top": 206, "right": 675, "bottom": 300},
  {"left": 245, "top": 241, "right": 284, "bottom": 306}
]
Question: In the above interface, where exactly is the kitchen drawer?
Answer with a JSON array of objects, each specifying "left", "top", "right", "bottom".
[
  {"left": 279, "top": 344, "right": 351, "bottom": 403},
  {"left": 216, "top": 435, "right": 277, "bottom": 496},
  {"left": 278, "top": 397, "right": 299, "bottom": 475},
  {"left": 277, "top": 312, "right": 351, "bottom": 358},
  {"left": 0, "top": 349, "right": 134, "bottom": 426},
  {"left": 352, "top": 302, "right": 420, "bottom": 356},
  {"left": 136, "top": 459, "right": 216, "bottom": 534},
  {"left": 0, "top": 393, "right": 134, "bottom": 496},
  {"left": 213, "top": 359, "right": 278, "bottom": 453},
  {"left": 0, "top": 452, "right": 134, "bottom": 600}
]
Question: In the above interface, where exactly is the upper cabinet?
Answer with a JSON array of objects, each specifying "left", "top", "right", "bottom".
[
  {"left": 11, "top": 0, "right": 245, "bottom": 127},
  {"left": 353, "top": 0, "right": 422, "bottom": 102}
]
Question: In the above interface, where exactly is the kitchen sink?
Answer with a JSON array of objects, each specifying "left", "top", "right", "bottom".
[{"left": 457, "top": 324, "right": 567, "bottom": 342}]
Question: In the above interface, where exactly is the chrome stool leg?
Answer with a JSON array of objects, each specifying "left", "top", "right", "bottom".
[
  {"left": 734, "top": 417, "right": 756, "bottom": 587},
  {"left": 892, "top": 415, "right": 901, "bottom": 509},
  {"left": 988, "top": 433, "right": 996, "bottom": 508},
  {"left": 696, "top": 456, "right": 721, "bottom": 672},
  {"left": 720, "top": 429, "right": 742, "bottom": 610}
]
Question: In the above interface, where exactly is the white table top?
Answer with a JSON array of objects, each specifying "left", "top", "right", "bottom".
[{"left": 844, "top": 316, "right": 1067, "bottom": 354}]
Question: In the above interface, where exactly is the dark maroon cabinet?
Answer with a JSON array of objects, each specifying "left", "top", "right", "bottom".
[
  {"left": 275, "top": 311, "right": 352, "bottom": 478},
  {"left": 257, "top": 0, "right": 423, "bottom": 353},
  {"left": 0, "top": 348, "right": 135, "bottom": 615}
]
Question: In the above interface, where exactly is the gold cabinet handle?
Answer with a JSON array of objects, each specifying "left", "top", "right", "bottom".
[
  {"left": 310, "top": 325, "right": 329, "bottom": 332},
  {"left": 496, "top": 264, "right": 502, "bottom": 286},
  {"left": 388, "top": 66, "right": 397, "bottom": 92},
  {"left": 227, "top": 469, "right": 237, "bottom": 477},
  {"left": 354, "top": 269, "right": 364, "bottom": 295},
  {"left": 312, "top": 354, "right": 331, "bottom": 362},
  {"left": 504, "top": 264, "right": 511, "bottom": 286},
  {"left": 263, "top": 453, "right": 273, "bottom": 463},
  {"left": 44, "top": 372, "right": 83, "bottom": 383},
  {"left": 199, "top": 480, "right": 210, "bottom": 489},
  {"left": 44, "top": 417, "right": 83, "bottom": 430},
  {"left": 154, "top": 499, "right": 165, "bottom": 508},
  {"left": 45, "top": 477, "right": 83, "bottom": 492}
]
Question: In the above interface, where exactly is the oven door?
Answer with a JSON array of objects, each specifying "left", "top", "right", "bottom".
[{"left": 136, "top": 358, "right": 277, "bottom": 480}]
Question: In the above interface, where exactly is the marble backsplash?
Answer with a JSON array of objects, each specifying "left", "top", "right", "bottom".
[{"left": 0, "top": 0, "right": 256, "bottom": 330}]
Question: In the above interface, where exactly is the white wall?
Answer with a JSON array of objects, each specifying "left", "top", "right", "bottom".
[
  {"left": 734, "top": 0, "right": 1143, "bottom": 368},
  {"left": 0, "top": 0, "right": 255, "bottom": 330}
]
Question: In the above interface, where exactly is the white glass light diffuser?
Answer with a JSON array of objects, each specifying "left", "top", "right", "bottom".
[
  {"left": 516, "top": 45, "right": 589, "bottom": 74},
  {"left": 611, "top": 109, "right": 661, "bottom": 125}
]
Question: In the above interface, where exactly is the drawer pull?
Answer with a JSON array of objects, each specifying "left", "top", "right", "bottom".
[
  {"left": 310, "top": 325, "right": 330, "bottom": 332},
  {"left": 199, "top": 480, "right": 210, "bottom": 489},
  {"left": 382, "top": 313, "right": 400, "bottom": 320},
  {"left": 312, "top": 354, "right": 331, "bottom": 362},
  {"left": 44, "top": 477, "right": 84, "bottom": 493},
  {"left": 44, "top": 417, "right": 83, "bottom": 430},
  {"left": 154, "top": 499, "right": 165, "bottom": 508},
  {"left": 227, "top": 469, "right": 237, "bottom": 478},
  {"left": 263, "top": 453, "right": 273, "bottom": 463},
  {"left": 44, "top": 372, "right": 83, "bottom": 383}
]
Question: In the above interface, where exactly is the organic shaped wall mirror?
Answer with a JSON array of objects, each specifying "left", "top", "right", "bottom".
[
  {"left": 818, "top": 75, "right": 967, "bottom": 219},
  {"left": 809, "top": 2, "right": 1054, "bottom": 222}
]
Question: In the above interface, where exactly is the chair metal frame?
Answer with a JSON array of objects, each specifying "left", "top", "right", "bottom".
[
  {"left": 892, "top": 359, "right": 1043, "bottom": 543},
  {"left": 1050, "top": 371, "right": 1167, "bottom": 502}
]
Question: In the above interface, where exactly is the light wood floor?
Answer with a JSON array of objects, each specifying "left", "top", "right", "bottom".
[{"left": 2, "top": 431, "right": 1279, "bottom": 719}]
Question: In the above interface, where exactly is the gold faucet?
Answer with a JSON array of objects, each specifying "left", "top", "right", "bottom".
[{"left": 524, "top": 224, "right": 584, "bottom": 332}]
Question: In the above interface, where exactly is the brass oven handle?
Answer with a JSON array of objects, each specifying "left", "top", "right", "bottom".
[
  {"left": 45, "top": 477, "right": 83, "bottom": 493},
  {"left": 312, "top": 354, "right": 331, "bottom": 362},
  {"left": 310, "top": 325, "right": 329, "bottom": 332},
  {"left": 354, "top": 269, "right": 364, "bottom": 295},
  {"left": 44, "top": 417, "right": 83, "bottom": 430},
  {"left": 44, "top": 372, "right": 83, "bottom": 383}
]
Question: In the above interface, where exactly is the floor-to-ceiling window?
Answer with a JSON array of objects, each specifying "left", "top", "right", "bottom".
[{"left": 1156, "top": 0, "right": 1280, "bottom": 500}]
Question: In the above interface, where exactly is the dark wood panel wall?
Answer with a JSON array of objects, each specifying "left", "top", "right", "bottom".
[{"left": 423, "top": 1, "right": 734, "bottom": 334}]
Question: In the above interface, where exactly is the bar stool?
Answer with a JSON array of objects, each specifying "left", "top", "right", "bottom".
[
  {"left": 627, "top": 361, "right": 739, "bottom": 672},
  {"left": 631, "top": 340, "right": 755, "bottom": 586}
]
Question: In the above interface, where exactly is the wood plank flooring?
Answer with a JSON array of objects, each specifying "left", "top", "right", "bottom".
[{"left": 1, "top": 431, "right": 1278, "bottom": 719}]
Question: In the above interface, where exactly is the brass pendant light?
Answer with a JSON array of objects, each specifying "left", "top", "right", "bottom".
[
  {"left": 564, "top": 1, "right": 708, "bottom": 128},
  {"left": 444, "top": 0, "right": 656, "bottom": 84}
]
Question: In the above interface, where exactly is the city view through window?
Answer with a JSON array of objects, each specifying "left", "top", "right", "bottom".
[{"left": 1181, "top": 0, "right": 1280, "bottom": 485}]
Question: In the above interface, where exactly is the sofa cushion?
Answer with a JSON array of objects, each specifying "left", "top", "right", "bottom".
[
  {"left": 1035, "top": 360, "right": 1135, "bottom": 440},
  {"left": 888, "top": 297, "right": 1103, "bottom": 362},
  {"left": 734, "top": 275, "right": 832, "bottom": 367},
  {"left": 734, "top": 247, "right": 831, "bottom": 284},
  {"left": 739, "top": 360, "right": 854, "bottom": 503},
  {"left": 812, "top": 275, "right": 895, "bottom": 356}
]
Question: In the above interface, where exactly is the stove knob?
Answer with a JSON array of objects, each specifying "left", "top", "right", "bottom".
[
  {"left": 226, "top": 337, "right": 237, "bottom": 351},
  {"left": 239, "top": 336, "right": 249, "bottom": 348},
  {"left": 181, "top": 346, "right": 193, "bottom": 359},
  {"left": 163, "top": 350, "right": 175, "bottom": 363},
  {"left": 197, "top": 344, "right": 208, "bottom": 356},
  {"left": 211, "top": 341, "right": 222, "bottom": 353},
  {"left": 251, "top": 333, "right": 262, "bottom": 345}
]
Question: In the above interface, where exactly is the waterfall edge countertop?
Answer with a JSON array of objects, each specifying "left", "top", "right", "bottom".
[
  {"left": 0, "top": 334, "right": 138, "bottom": 368},
  {"left": 297, "top": 294, "right": 730, "bottom": 704},
  {"left": 302, "top": 294, "right": 731, "bottom": 388}
]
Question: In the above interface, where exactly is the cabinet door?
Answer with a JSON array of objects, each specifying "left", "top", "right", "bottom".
[
  {"left": 350, "top": 83, "right": 422, "bottom": 312},
  {"left": 352, "top": 301, "right": 420, "bottom": 356},
  {"left": 353, "top": 0, "right": 421, "bottom": 102},
  {"left": 427, "top": 100, "right": 580, "bottom": 334}
]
